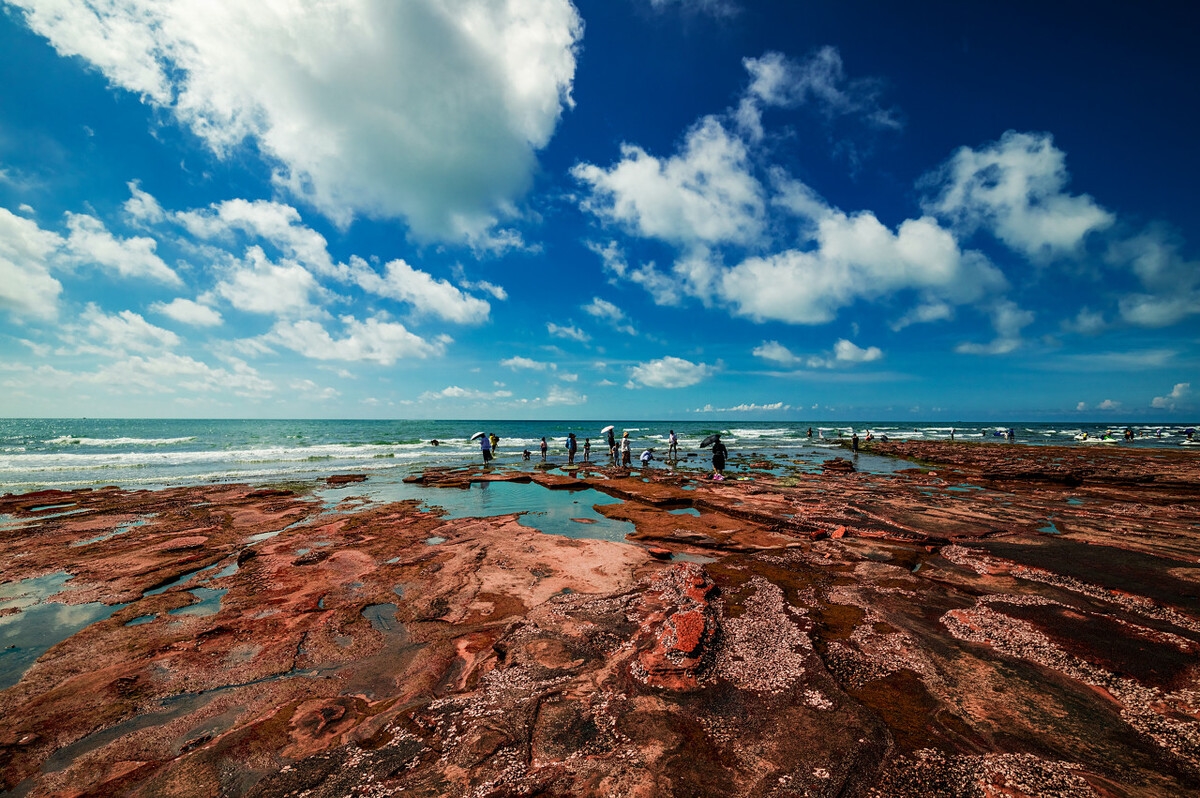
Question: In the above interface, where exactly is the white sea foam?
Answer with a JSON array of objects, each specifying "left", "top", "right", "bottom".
[{"left": 44, "top": 436, "right": 197, "bottom": 446}]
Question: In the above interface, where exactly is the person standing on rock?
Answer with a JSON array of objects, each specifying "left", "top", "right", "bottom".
[
  {"left": 710, "top": 434, "right": 727, "bottom": 479},
  {"left": 480, "top": 434, "right": 492, "bottom": 464},
  {"left": 667, "top": 430, "right": 678, "bottom": 460},
  {"left": 540, "top": 437, "right": 548, "bottom": 460},
  {"left": 583, "top": 437, "right": 591, "bottom": 462},
  {"left": 608, "top": 428, "right": 617, "bottom": 460},
  {"left": 566, "top": 433, "right": 578, "bottom": 464},
  {"left": 620, "top": 431, "right": 631, "bottom": 467}
]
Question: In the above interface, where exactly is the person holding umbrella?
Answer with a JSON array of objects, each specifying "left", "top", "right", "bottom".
[
  {"left": 701, "top": 432, "right": 728, "bottom": 480},
  {"left": 602, "top": 425, "right": 617, "bottom": 460},
  {"left": 471, "top": 431, "right": 491, "bottom": 464}
]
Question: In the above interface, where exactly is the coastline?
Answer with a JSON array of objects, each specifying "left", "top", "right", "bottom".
[{"left": 2, "top": 442, "right": 1199, "bottom": 796}]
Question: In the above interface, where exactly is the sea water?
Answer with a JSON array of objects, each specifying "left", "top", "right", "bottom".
[{"left": 0, "top": 418, "right": 1194, "bottom": 494}]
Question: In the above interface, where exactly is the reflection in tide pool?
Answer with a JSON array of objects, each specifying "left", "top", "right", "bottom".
[
  {"left": 320, "top": 479, "right": 635, "bottom": 544},
  {"left": 0, "top": 573, "right": 126, "bottom": 691}
]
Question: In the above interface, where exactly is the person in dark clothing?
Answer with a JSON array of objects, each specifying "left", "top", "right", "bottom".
[
  {"left": 851, "top": 432, "right": 859, "bottom": 452},
  {"left": 607, "top": 429, "right": 617, "bottom": 460},
  {"left": 566, "top": 433, "right": 577, "bottom": 464},
  {"left": 711, "top": 434, "right": 728, "bottom": 479}
]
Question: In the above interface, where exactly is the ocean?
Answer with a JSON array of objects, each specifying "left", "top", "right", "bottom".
[{"left": 1, "top": 418, "right": 1196, "bottom": 495}]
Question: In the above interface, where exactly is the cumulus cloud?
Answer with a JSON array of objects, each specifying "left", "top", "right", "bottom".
[
  {"left": 573, "top": 116, "right": 766, "bottom": 248},
  {"left": 832, "top": 339, "right": 882, "bottom": 363},
  {"left": 266, "top": 316, "right": 447, "bottom": 364},
  {"left": 214, "top": 246, "right": 324, "bottom": 316},
  {"left": 574, "top": 54, "right": 1010, "bottom": 331},
  {"left": 922, "top": 131, "right": 1114, "bottom": 260},
  {"left": 628, "top": 356, "right": 713, "bottom": 388},
  {"left": 582, "top": 296, "right": 637, "bottom": 335},
  {"left": 173, "top": 195, "right": 492, "bottom": 323},
  {"left": 419, "top": 385, "right": 512, "bottom": 401},
  {"left": 955, "top": 299, "right": 1034, "bottom": 355},
  {"left": 721, "top": 211, "right": 1004, "bottom": 325},
  {"left": 771, "top": 338, "right": 884, "bottom": 369},
  {"left": 1151, "top": 382, "right": 1190, "bottom": 410},
  {"left": 752, "top": 340, "right": 801, "bottom": 366},
  {"left": 61, "top": 212, "right": 180, "bottom": 285},
  {"left": 743, "top": 48, "right": 899, "bottom": 130},
  {"left": 1097, "top": 399, "right": 1121, "bottom": 410},
  {"left": 543, "top": 384, "right": 587, "bottom": 405},
  {"left": 151, "top": 298, "right": 223, "bottom": 327},
  {"left": 1061, "top": 307, "right": 1107, "bottom": 335},
  {"left": 501, "top": 356, "right": 555, "bottom": 371},
  {"left": 546, "top": 322, "right": 590, "bottom": 342},
  {"left": 360, "top": 259, "right": 491, "bottom": 324},
  {"left": 716, "top": 401, "right": 791, "bottom": 412},
  {"left": 1108, "top": 227, "right": 1200, "bottom": 328},
  {"left": 646, "top": 0, "right": 739, "bottom": 17},
  {"left": 10, "top": 0, "right": 583, "bottom": 241},
  {"left": 0, "top": 207, "right": 63, "bottom": 320},
  {"left": 74, "top": 305, "right": 180, "bottom": 354}
]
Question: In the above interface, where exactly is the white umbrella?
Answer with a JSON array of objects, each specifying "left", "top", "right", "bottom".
[
  {"left": 600, "top": 425, "right": 615, "bottom": 434},
  {"left": 470, "top": 431, "right": 486, "bottom": 441}
]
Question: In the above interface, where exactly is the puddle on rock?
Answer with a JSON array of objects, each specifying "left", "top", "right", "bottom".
[{"left": 0, "top": 572, "right": 127, "bottom": 691}]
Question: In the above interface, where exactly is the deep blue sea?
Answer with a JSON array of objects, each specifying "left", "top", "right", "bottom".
[{"left": 1, "top": 418, "right": 1196, "bottom": 495}]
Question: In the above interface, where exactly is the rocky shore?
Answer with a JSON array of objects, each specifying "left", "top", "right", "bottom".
[{"left": 2, "top": 442, "right": 1199, "bottom": 797}]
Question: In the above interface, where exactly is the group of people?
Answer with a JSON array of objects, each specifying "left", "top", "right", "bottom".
[{"left": 475, "top": 427, "right": 728, "bottom": 479}]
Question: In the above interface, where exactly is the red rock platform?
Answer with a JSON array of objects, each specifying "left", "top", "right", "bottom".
[{"left": 0, "top": 442, "right": 1198, "bottom": 797}]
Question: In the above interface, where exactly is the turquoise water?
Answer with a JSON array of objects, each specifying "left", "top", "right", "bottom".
[{"left": 2, "top": 418, "right": 1193, "bottom": 494}]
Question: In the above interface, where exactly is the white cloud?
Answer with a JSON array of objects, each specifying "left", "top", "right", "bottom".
[
  {"left": 833, "top": 339, "right": 883, "bottom": 363},
  {"left": 628, "top": 356, "right": 713, "bottom": 388},
  {"left": 717, "top": 401, "right": 790, "bottom": 412},
  {"left": 891, "top": 301, "right": 954, "bottom": 331},
  {"left": 214, "top": 247, "right": 323, "bottom": 316},
  {"left": 1108, "top": 227, "right": 1200, "bottom": 328},
  {"left": 646, "top": 0, "right": 739, "bottom": 17},
  {"left": 76, "top": 305, "right": 180, "bottom": 354},
  {"left": 721, "top": 211, "right": 1004, "bottom": 325},
  {"left": 419, "top": 385, "right": 512, "bottom": 401},
  {"left": 123, "top": 181, "right": 165, "bottom": 225},
  {"left": 11, "top": 0, "right": 583, "bottom": 241},
  {"left": 359, "top": 259, "right": 490, "bottom": 324},
  {"left": 752, "top": 340, "right": 801, "bottom": 366},
  {"left": 1151, "top": 382, "right": 1190, "bottom": 410},
  {"left": 1061, "top": 307, "right": 1106, "bottom": 335},
  {"left": 923, "top": 130, "right": 1114, "bottom": 260},
  {"left": 1076, "top": 401, "right": 1087, "bottom": 412},
  {"left": 546, "top": 322, "right": 590, "bottom": 342},
  {"left": 500, "top": 356, "right": 555, "bottom": 371},
  {"left": 743, "top": 48, "right": 900, "bottom": 130},
  {"left": 582, "top": 296, "right": 636, "bottom": 335},
  {"left": 289, "top": 378, "right": 340, "bottom": 400},
  {"left": 61, "top": 212, "right": 180, "bottom": 285},
  {"left": 1097, "top": 399, "right": 1121, "bottom": 411},
  {"left": 151, "top": 298, "right": 223, "bottom": 327},
  {"left": 573, "top": 116, "right": 766, "bottom": 248},
  {"left": 955, "top": 300, "right": 1034, "bottom": 356},
  {"left": 176, "top": 196, "right": 490, "bottom": 323},
  {"left": 543, "top": 384, "right": 587, "bottom": 406},
  {"left": 267, "top": 316, "right": 447, "bottom": 364},
  {"left": 0, "top": 207, "right": 63, "bottom": 320}
]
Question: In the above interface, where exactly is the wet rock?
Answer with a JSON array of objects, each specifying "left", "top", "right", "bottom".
[{"left": 324, "top": 474, "right": 367, "bottom": 486}]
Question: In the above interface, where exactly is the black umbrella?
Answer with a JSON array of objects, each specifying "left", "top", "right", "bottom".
[{"left": 699, "top": 434, "right": 720, "bottom": 448}]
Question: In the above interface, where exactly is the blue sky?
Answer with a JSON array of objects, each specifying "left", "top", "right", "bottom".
[{"left": 1, "top": 0, "right": 1196, "bottom": 421}]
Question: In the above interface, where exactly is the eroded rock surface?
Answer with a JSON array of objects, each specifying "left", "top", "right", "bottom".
[{"left": 1, "top": 443, "right": 1198, "bottom": 796}]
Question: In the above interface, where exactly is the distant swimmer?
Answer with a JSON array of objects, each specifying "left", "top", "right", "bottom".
[{"left": 430, "top": 439, "right": 440, "bottom": 446}]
